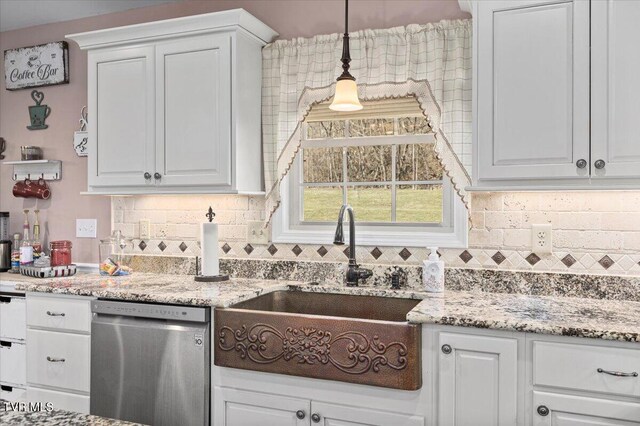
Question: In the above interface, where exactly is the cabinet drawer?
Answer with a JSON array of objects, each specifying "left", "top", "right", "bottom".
[
  {"left": 27, "top": 329, "right": 90, "bottom": 393},
  {"left": 27, "top": 295, "right": 91, "bottom": 333},
  {"left": 0, "top": 385, "right": 26, "bottom": 402},
  {"left": 533, "top": 341, "right": 640, "bottom": 398},
  {"left": 0, "top": 341, "right": 26, "bottom": 386},
  {"left": 532, "top": 391, "right": 640, "bottom": 425},
  {"left": 27, "top": 386, "right": 89, "bottom": 414},
  {"left": 0, "top": 295, "right": 26, "bottom": 340}
]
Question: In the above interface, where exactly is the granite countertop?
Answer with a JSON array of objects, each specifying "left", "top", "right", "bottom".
[
  {"left": 3, "top": 272, "right": 294, "bottom": 307},
  {"left": 0, "top": 400, "right": 142, "bottom": 425},
  {"left": 2, "top": 272, "right": 638, "bottom": 343}
]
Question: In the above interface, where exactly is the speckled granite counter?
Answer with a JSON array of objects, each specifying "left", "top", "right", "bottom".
[
  {"left": 4, "top": 272, "right": 294, "bottom": 307},
  {"left": 405, "top": 290, "right": 640, "bottom": 342},
  {"left": 0, "top": 400, "right": 142, "bottom": 425},
  {"left": 3, "top": 272, "right": 638, "bottom": 343}
]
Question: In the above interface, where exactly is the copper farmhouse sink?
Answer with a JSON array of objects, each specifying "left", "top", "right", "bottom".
[{"left": 214, "top": 291, "right": 422, "bottom": 390}]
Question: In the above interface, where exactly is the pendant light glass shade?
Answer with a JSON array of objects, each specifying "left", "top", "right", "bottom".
[
  {"left": 330, "top": 78, "right": 363, "bottom": 111},
  {"left": 329, "top": 0, "right": 362, "bottom": 112}
]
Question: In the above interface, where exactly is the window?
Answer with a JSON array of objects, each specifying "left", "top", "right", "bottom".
[{"left": 272, "top": 98, "right": 468, "bottom": 248}]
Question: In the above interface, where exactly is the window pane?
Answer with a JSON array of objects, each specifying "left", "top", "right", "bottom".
[
  {"left": 398, "top": 116, "right": 432, "bottom": 135},
  {"left": 396, "top": 184, "right": 443, "bottom": 223},
  {"left": 306, "top": 121, "right": 346, "bottom": 139},
  {"left": 349, "top": 118, "right": 394, "bottom": 137},
  {"left": 347, "top": 186, "right": 391, "bottom": 222},
  {"left": 396, "top": 143, "right": 443, "bottom": 181},
  {"left": 347, "top": 145, "right": 392, "bottom": 182},
  {"left": 303, "top": 186, "right": 343, "bottom": 222},
  {"left": 303, "top": 147, "right": 343, "bottom": 183}
]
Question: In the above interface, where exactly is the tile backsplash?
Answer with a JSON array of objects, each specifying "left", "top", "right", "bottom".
[{"left": 112, "top": 191, "right": 640, "bottom": 276}]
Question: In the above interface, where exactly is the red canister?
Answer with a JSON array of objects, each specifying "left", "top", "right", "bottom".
[{"left": 50, "top": 240, "right": 72, "bottom": 266}]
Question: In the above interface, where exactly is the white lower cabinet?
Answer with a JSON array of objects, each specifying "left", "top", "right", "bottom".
[
  {"left": 215, "top": 387, "right": 424, "bottom": 426},
  {"left": 532, "top": 392, "right": 640, "bottom": 426},
  {"left": 26, "top": 293, "right": 93, "bottom": 413},
  {"left": 0, "top": 341, "right": 26, "bottom": 385},
  {"left": 437, "top": 331, "right": 519, "bottom": 426},
  {"left": 27, "top": 386, "right": 90, "bottom": 414},
  {"left": 311, "top": 401, "right": 424, "bottom": 426},
  {"left": 216, "top": 387, "right": 309, "bottom": 426},
  {"left": 1, "top": 384, "right": 26, "bottom": 402}
]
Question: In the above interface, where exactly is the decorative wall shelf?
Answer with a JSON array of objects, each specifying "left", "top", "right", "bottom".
[{"left": 2, "top": 160, "right": 62, "bottom": 181}]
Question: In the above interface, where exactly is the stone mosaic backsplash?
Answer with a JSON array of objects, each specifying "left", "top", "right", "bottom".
[
  {"left": 128, "top": 255, "right": 640, "bottom": 302},
  {"left": 112, "top": 191, "right": 640, "bottom": 276}
]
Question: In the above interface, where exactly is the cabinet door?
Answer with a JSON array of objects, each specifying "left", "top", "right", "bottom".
[
  {"left": 88, "top": 46, "right": 155, "bottom": 187},
  {"left": 0, "top": 295, "right": 26, "bottom": 341},
  {"left": 155, "top": 34, "right": 232, "bottom": 187},
  {"left": 311, "top": 401, "right": 424, "bottom": 426},
  {"left": 475, "top": 0, "right": 590, "bottom": 183},
  {"left": 214, "top": 387, "right": 310, "bottom": 426},
  {"left": 438, "top": 332, "right": 518, "bottom": 426},
  {"left": 591, "top": 0, "right": 640, "bottom": 179},
  {"left": 532, "top": 391, "right": 640, "bottom": 426}
]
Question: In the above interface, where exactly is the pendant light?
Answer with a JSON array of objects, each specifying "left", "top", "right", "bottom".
[{"left": 329, "top": 0, "right": 363, "bottom": 111}]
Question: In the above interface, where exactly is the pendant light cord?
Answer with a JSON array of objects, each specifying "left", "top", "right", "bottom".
[
  {"left": 345, "top": 0, "right": 349, "bottom": 35},
  {"left": 338, "top": 0, "right": 354, "bottom": 81}
]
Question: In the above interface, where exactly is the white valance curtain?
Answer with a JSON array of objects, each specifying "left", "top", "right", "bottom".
[{"left": 262, "top": 19, "right": 472, "bottom": 223}]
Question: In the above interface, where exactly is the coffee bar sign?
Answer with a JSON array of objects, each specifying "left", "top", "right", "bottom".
[{"left": 4, "top": 41, "right": 69, "bottom": 90}]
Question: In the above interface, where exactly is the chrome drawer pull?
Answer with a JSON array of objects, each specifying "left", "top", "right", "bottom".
[
  {"left": 597, "top": 368, "right": 638, "bottom": 377},
  {"left": 46, "top": 356, "right": 65, "bottom": 363},
  {"left": 46, "top": 311, "right": 65, "bottom": 317}
]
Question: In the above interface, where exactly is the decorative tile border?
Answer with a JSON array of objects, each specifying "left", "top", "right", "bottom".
[{"left": 123, "top": 238, "right": 640, "bottom": 277}]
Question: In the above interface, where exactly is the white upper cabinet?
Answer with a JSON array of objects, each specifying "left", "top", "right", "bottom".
[
  {"left": 463, "top": 0, "right": 640, "bottom": 189},
  {"left": 475, "top": 0, "right": 589, "bottom": 184},
  {"left": 155, "top": 34, "right": 231, "bottom": 187},
  {"left": 68, "top": 9, "right": 277, "bottom": 194},
  {"left": 591, "top": 0, "right": 640, "bottom": 180}
]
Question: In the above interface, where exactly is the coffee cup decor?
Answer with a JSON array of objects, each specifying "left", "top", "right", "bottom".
[
  {"left": 27, "top": 89, "right": 51, "bottom": 130},
  {"left": 73, "top": 106, "right": 88, "bottom": 156}
]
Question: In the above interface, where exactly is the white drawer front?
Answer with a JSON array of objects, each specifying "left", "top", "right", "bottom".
[
  {"left": 0, "top": 295, "right": 26, "bottom": 340},
  {"left": 533, "top": 341, "right": 640, "bottom": 399},
  {"left": 27, "top": 295, "right": 91, "bottom": 333},
  {"left": 27, "top": 386, "right": 89, "bottom": 414},
  {"left": 0, "top": 385, "right": 26, "bottom": 402},
  {"left": 27, "top": 329, "right": 90, "bottom": 393},
  {"left": 0, "top": 341, "right": 26, "bottom": 386}
]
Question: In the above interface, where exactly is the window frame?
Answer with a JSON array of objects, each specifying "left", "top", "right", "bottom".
[{"left": 272, "top": 121, "right": 468, "bottom": 248}]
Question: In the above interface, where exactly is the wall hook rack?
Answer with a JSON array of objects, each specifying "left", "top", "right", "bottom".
[{"left": 2, "top": 159, "right": 62, "bottom": 181}]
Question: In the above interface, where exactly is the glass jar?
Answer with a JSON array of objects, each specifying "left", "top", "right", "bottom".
[
  {"left": 99, "top": 231, "right": 133, "bottom": 276},
  {"left": 50, "top": 240, "right": 72, "bottom": 266}
]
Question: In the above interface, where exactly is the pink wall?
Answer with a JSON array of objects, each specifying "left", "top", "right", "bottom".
[{"left": 0, "top": 0, "right": 468, "bottom": 263}]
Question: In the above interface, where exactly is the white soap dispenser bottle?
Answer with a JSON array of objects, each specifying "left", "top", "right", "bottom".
[{"left": 422, "top": 247, "right": 444, "bottom": 293}]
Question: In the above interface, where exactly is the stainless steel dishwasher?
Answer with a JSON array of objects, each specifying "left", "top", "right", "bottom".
[{"left": 90, "top": 300, "right": 210, "bottom": 426}]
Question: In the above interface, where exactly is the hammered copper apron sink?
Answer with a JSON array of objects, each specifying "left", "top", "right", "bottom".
[{"left": 214, "top": 291, "right": 422, "bottom": 390}]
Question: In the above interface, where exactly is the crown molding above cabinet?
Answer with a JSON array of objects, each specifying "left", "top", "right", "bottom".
[
  {"left": 67, "top": 9, "right": 278, "bottom": 195},
  {"left": 463, "top": 0, "right": 640, "bottom": 191}
]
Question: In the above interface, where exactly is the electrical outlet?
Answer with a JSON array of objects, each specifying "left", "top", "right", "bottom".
[
  {"left": 139, "top": 219, "right": 151, "bottom": 239},
  {"left": 247, "top": 221, "right": 269, "bottom": 244},
  {"left": 76, "top": 219, "right": 97, "bottom": 238},
  {"left": 531, "top": 224, "right": 552, "bottom": 254}
]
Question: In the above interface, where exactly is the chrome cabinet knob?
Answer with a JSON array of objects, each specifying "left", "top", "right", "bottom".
[
  {"left": 144, "top": 172, "right": 151, "bottom": 180},
  {"left": 311, "top": 413, "right": 321, "bottom": 423},
  {"left": 441, "top": 344, "right": 452, "bottom": 354},
  {"left": 154, "top": 172, "right": 162, "bottom": 180},
  {"left": 575, "top": 159, "right": 587, "bottom": 169},
  {"left": 296, "top": 410, "right": 306, "bottom": 420},
  {"left": 594, "top": 159, "right": 606, "bottom": 169},
  {"left": 537, "top": 405, "right": 549, "bottom": 416}
]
